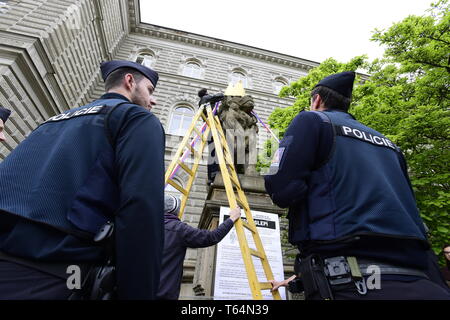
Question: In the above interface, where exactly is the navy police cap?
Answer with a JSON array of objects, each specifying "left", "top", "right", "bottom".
[
  {"left": 314, "top": 71, "right": 355, "bottom": 98},
  {"left": 100, "top": 60, "right": 159, "bottom": 88},
  {"left": 0, "top": 106, "right": 11, "bottom": 123}
]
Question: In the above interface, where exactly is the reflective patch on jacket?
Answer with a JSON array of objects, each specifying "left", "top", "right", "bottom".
[
  {"left": 267, "top": 135, "right": 293, "bottom": 175},
  {"left": 44, "top": 105, "right": 107, "bottom": 123},
  {"left": 267, "top": 147, "right": 285, "bottom": 175},
  {"left": 335, "top": 125, "right": 400, "bottom": 152}
]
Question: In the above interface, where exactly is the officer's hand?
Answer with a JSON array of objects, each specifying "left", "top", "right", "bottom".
[{"left": 229, "top": 207, "right": 241, "bottom": 222}]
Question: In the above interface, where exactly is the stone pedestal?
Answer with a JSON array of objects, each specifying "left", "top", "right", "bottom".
[{"left": 192, "top": 173, "right": 286, "bottom": 298}]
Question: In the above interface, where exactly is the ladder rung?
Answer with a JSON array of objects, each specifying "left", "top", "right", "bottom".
[
  {"left": 218, "top": 131, "right": 227, "bottom": 142},
  {"left": 187, "top": 144, "right": 201, "bottom": 159},
  {"left": 193, "top": 127, "right": 204, "bottom": 141},
  {"left": 236, "top": 197, "right": 247, "bottom": 209},
  {"left": 178, "top": 161, "right": 194, "bottom": 176},
  {"left": 167, "top": 179, "right": 188, "bottom": 196},
  {"left": 229, "top": 175, "right": 241, "bottom": 189},
  {"left": 220, "top": 137, "right": 230, "bottom": 150},
  {"left": 242, "top": 220, "right": 256, "bottom": 233},
  {"left": 222, "top": 146, "right": 233, "bottom": 158},
  {"left": 250, "top": 249, "right": 265, "bottom": 260},
  {"left": 259, "top": 282, "right": 273, "bottom": 290},
  {"left": 226, "top": 161, "right": 236, "bottom": 169},
  {"left": 224, "top": 153, "right": 234, "bottom": 166}
]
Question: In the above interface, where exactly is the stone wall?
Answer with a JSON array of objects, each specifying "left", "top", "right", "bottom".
[{"left": 0, "top": 0, "right": 128, "bottom": 159}]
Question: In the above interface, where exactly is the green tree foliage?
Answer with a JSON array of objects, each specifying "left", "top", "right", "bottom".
[{"left": 266, "top": 0, "right": 450, "bottom": 256}]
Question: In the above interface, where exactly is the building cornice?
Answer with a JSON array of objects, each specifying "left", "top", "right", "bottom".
[
  {"left": 156, "top": 71, "right": 296, "bottom": 104},
  {"left": 131, "top": 0, "right": 319, "bottom": 72},
  {"left": 134, "top": 24, "right": 318, "bottom": 71}
]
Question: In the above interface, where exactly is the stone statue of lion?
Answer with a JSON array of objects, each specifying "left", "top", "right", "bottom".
[{"left": 217, "top": 95, "right": 259, "bottom": 176}]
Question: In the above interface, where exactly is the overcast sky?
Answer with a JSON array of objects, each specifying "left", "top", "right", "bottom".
[{"left": 140, "top": 0, "right": 432, "bottom": 63}]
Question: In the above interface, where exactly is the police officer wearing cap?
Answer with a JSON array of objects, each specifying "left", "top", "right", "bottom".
[
  {"left": 0, "top": 60, "right": 165, "bottom": 299},
  {"left": 265, "top": 72, "right": 450, "bottom": 300},
  {"left": 0, "top": 106, "right": 11, "bottom": 143}
]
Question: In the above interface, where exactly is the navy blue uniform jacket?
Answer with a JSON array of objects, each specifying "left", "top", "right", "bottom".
[
  {"left": 157, "top": 213, "right": 234, "bottom": 299},
  {"left": 264, "top": 110, "right": 428, "bottom": 270},
  {"left": 0, "top": 93, "right": 165, "bottom": 299}
]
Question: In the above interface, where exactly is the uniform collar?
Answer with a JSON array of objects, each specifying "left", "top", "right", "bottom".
[
  {"left": 100, "top": 92, "right": 131, "bottom": 102},
  {"left": 323, "top": 108, "right": 356, "bottom": 120}
]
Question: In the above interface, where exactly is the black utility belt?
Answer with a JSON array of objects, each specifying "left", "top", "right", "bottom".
[
  {"left": 352, "top": 258, "right": 428, "bottom": 279},
  {"left": 0, "top": 251, "right": 116, "bottom": 300},
  {"left": 291, "top": 255, "right": 428, "bottom": 299},
  {"left": 0, "top": 250, "right": 91, "bottom": 280},
  {"left": 322, "top": 256, "right": 428, "bottom": 286}
]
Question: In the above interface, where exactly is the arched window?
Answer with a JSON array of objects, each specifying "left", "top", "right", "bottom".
[
  {"left": 168, "top": 105, "right": 194, "bottom": 136},
  {"left": 182, "top": 61, "right": 202, "bottom": 78},
  {"left": 273, "top": 78, "right": 288, "bottom": 94},
  {"left": 136, "top": 52, "right": 155, "bottom": 67},
  {"left": 231, "top": 71, "right": 248, "bottom": 88}
]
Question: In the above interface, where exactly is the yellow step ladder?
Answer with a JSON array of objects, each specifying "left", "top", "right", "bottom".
[
  {"left": 165, "top": 102, "right": 281, "bottom": 300},
  {"left": 164, "top": 105, "right": 211, "bottom": 220}
]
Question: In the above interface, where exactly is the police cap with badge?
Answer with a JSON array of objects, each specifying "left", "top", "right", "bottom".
[
  {"left": 100, "top": 60, "right": 159, "bottom": 88},
  {"left": 314, "top": 71, "right": 355, "bottom": 99}
]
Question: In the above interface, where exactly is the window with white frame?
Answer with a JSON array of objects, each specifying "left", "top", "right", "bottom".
[
  {"left": 168, "top": 105, "right": 194, "bottom": 136},
  {"left": 231, "top": 71, "right": 248, "bottom": 88},
  {"left": 182, "top": 61, "right": 202, "bottom": 78},
  {"left": 273, "top": 78, "right": 288, "bottom": 94},
  {"left": 136, "top": 52, "right": 155, "bottom": 67}
]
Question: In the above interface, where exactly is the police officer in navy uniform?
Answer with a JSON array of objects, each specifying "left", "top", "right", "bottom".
[
  {"left": 0, "top": 60, "right": 165, "bottom": 299},
  {"left": 266, "top": 71, "right": 450, "bottom": 300}
]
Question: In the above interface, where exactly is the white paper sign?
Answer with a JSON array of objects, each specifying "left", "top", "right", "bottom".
[{"left": 214, "top": 207, "right": 286, "bottom": 300}]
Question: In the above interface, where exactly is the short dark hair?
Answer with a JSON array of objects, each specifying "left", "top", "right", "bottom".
[
  {"left": 311, "top": 85, "right": 351, "bottom": 112},
  {"left": 104, "top": 67, "right": 145, "bottom": 91}
]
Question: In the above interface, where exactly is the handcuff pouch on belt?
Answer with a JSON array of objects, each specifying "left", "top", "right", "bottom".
[
  {"left": 289, "top": 254, "right": 368, "bottom": 299},
  {"left": 68, "top": 221, "right": 116, "bottom": 300},
  {"left": 290, "top": 254, "right": 334, "bottom": 300}
]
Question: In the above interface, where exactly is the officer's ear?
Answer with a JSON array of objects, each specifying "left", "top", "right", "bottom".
[
  {"left": 123, "top": 73, "right": 136, "bottom": 91},
  {"left": 311, "top": 94, "right": 325, "bottom": 111},
  {"left": 311, "top": 94, "right": 319, "bottom": 110}
]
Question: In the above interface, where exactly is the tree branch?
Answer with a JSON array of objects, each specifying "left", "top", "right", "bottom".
[{"left": 423, "top": 35, "right": 450, "bottom": 45}]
